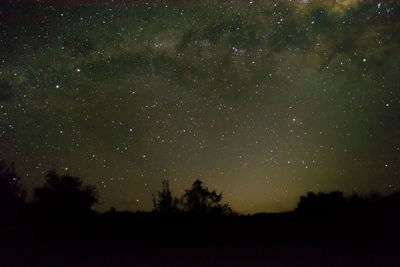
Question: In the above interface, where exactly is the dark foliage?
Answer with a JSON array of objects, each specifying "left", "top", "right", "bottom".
[
  {"left": 1, "top": 163, "right": 400, "bottom": 266},
  {"left": 33, "top": 170, "right": 98, "bottom": 221},
  {"left": 0, "top": 160, "right": 25, "bottom": 230},
  {"left": 152, "top": 179, "right": 180, "bottom": 213},
  {"left": 181, "top": 179, "right": 234, "bottom": 215},
  {"left": 0, "top": 160, "right": 25, "bottom": 206},
  {"left": 295, "top": 191, "right": 348, "bottom": 214}
]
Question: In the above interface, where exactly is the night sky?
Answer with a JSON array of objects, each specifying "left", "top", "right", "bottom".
[{"left": 1, "top": 0, "right": 399, "bottom": 214}]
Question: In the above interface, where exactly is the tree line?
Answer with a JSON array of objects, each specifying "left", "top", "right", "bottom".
[
  {"left": 1, "top": 159, "right": 399, "bottom": 227},
  {"left": 0, "top": 160, "right": 236, "bottom": 223}
]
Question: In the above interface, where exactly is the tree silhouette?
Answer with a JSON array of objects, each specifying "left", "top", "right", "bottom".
[
  {"left": 0, "top": 160, "right": 25, "bottom": 205},
  {"left": 181, "top": 179, "right": 234, "bottom": 215},
  {"left": 0, "top": 160, "right": 25, "bottom": 229},
  {"left": 296, "top": 191, "right": 347, "bottom": 214},
  {"left": 34, "top": 170, "right": 98, "bottom": 219},
  {"left": 152, "top": 179, "right": 180, "bottom": 213}
]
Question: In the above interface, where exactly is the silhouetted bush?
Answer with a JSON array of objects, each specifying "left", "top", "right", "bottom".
[
  {"left": 379, "top": 191, "right": 400, "bottom": 218},
  {"left": 33, "top": 170, "right": 98, "bottom": 222},
  {"left": 181, "top": 179, "right": 235, "bottom": 215},
  {"left": 296, "top": 191, "right": 347, "bottom": 215},
  {"left": 152, "top": 179, "right": 180, "bottom": 214},
  {"left": 0, "top": 160, "right": 25, "bottom": 230}
]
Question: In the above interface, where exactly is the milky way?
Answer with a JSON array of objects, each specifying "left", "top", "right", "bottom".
[{"left": 1, "top": 0, "right": 399, "bottom": 213}]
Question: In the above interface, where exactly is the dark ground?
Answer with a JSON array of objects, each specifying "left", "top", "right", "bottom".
[{"left": 2, "top": 211, "right": 400, "bottom": 266}]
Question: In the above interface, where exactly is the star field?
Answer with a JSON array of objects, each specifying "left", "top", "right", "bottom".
[{"left": 0, "top": 0, "right": 399, "bottom": 213}]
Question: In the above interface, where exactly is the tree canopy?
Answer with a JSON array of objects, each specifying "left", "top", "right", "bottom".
[
  {"left": 0, "top": 160, "right": 25, "bottom": 206},
  {"left": 34, "top": 170, "right": 98, "bottom": 217},
  {"left": 0, "top": 160, "right": 25, "bottom": 228},
  {"left": 181, "top": 179, "right": 234, "bottom": 215},
  {"left": 152, "top": 179, "right": 180, "bottom": 213}
]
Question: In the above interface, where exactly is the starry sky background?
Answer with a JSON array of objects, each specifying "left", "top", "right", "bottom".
[{"left": 1, "top": 0, "right": 399, "bottom": 213}]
